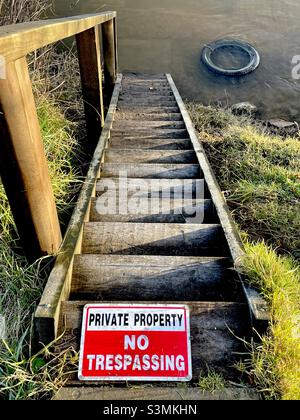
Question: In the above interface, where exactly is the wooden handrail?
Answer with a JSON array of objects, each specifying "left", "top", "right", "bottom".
[
  {"left": 0, "top": 12, "right": 116, "bottom": 63},
  {"left": 0, "top": 12, "right": 118, "bottom": 259}
]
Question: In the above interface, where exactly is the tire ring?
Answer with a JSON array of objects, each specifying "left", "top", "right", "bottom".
[{"left": 201, "top": 39, "right": 260, "bottom": 76}]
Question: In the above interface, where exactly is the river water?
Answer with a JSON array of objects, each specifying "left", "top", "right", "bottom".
[{"left": 54, "top": 0, "right": 300, "bottom": 120}]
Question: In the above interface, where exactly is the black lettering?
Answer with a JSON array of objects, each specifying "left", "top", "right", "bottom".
[
  {"left": 153, "top": 314, "right": 159, "bottom": 326},
  {"left": 111, "top": 314, "right": 117, "bottom": 326},
  {"left": 95, "top": 313, "right": 101, "bottom": 326},
  {"left": 89, "top": 313, "right": 95, "bottom": 326},
  {"left": 140, "top": 313, "right": 146, "bottom": 326},
  {"left": 165, "top": 314, "right": 171, "bottom": 326}
]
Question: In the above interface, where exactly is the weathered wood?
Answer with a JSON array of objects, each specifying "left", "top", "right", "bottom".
[
  {"left": 115, "top": 112, "right": 183, "bottom": 121},
  {"left": 55, "top": 387, "right": 260, "bottom": 401},
  {"left": 101, "top": 163, "right": 201, "bottom": 179},
  {"left": 111, "top": 128, "right": 188, "bottom": 139},
  {"left": 120, "top": 88, "right": 173, "bottom": 96},
  {"left": 102, "top": 19, "right": 117, "bottom": 99},
  {"left": 119, "top": 99, "right": 177, "bottom": 107},
  {"left": 113, "top": 120, "right": 186, "bottom": 129},
  {"left": 104, "top": 149, "right": 197, "bottom": 164},
  {"left": 34, "top": 75, "right": 123, "bottom": 344},
  {"left": 166, "top": 74, "right": 270, "bottom": 326},
  {"left": 116, "top": 107, "right": 180, "bottom": 114},
  {"left": 0, "top": 57, "right": 61, "bottom": 258},
  {"left": 71, "top": 255, "right": 240, "bottom": 301},
  {"left": 82, "top": 222, "right": 227, "bottom": 256},
  {"left": 76, "top": 26, "right": 104, "bottom": 152},
  {"left": 57, "top": 300, "right": 250, "bottom": 380},
  {"left": 90, "top": 197, "right": 216, "bottom": 223},
  {"left": 0, "top": 12, "right": 116, "bottom": 64},
  {"left": 96, "top": 178, "right": 207, "bottom": 199},
  {"left": 109, "top": 138, "right": 192, "bottom": 150}
]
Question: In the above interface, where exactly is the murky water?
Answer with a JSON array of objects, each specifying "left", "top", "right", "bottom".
[{"left": 54, "top": 0, "right": 300, "bottom": 120}]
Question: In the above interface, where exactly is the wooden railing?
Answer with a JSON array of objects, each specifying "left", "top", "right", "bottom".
[{"left": 0, "top": 12, "right": 117, "bottom": 259}]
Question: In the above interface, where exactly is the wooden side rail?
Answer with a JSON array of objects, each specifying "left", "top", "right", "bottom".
[{"left": 0, "top": 12, "right": 117, "bottom": 259}]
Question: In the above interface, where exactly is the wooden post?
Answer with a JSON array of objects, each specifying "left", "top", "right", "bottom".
[
  {"left": 0, "top": 57, "right": 62, "bottom": 259},
  {"left": 76, "top": 26, "right": 104, "bottom": 153},
  {"left": 113, "top": 17, "right": 118, "bottom": 75},
  {"left": 102, "top": 19, "right": 117, "bottom": 103}
]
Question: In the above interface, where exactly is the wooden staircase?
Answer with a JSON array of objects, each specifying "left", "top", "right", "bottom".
[{"left": 36, "top": 73, "right": 269, "bottom": 400}]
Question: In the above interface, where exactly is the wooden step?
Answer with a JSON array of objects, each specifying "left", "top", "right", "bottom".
[
  {"left": 115, "top": 112, "right": 183, "bottom": 121},
  {"left": 118, "top": 102, "right": 178, "bottom": 108},
  {"left": 111, "top": 129, "right": 188, "bottom": 139},
  {"left": 81, "top": 222, "right": 228, "bottom": 256},
  {"left": 119, "top": 96, "right": 176, "bottom": 103},
  {"left": 112, "top": 120, "right": 186, "bottom": 130},
  {"left": 57, "top": 301, "right": 250, "bottom": 380},
  {"left": 109, "top": 138, "right": 192, "bottom": 150},
  {"left": 104, "top": 150, "right": 197, "bottom": 164},
  {"left": 116, "top": 106, "right": 180, "bottom": 114},
  {"left": 96, "top": 178, "right": 207, "bottom": 199},
  {"left": 71, "top": 255, "right": 240, "bottom": 301},
  {"left": 120, "top": 88, "right": 173, "bottom": 95},
  {"left": 55, "top": 386, "right": 260, "bottom": 401},
  {"left": 101, "top": 163, "right": 201, "bottom": 179},
  {"left": 90, "top": 198, "right": 216, "bottom": 223}
]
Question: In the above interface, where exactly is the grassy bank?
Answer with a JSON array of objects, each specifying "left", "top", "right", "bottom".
[
  {"left": 188, "top": 104, "right": 300, "bottom": 400},
  {"left": 0, "top": 0, "right": 83, "bottom": 399}
]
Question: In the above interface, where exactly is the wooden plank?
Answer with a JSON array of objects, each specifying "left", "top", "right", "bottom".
[
  {"left": 109, "top": 138, "right": 192, "bottom": 150},
  {"left": 34, "top": 75, "right": 123, "bottom": 344},
  {"left": 0, "top": 12, "right": 116, "bottom": 63},
  {"left": 104, "top": 150, "right": 197, "bottom": 164},
  {"left": 0, "top": 57, "right": 61, "bottom": 258},
  {"left": 55, "top": 387, "right": 260, "bottom": 400},
  {"left": 112, "top": 120, "right": 186, "bottom": 129},
  {"left": 57, "top": 300, "right": 250, "bottom": 380},
  {"left": 102, "top": 19, "right": 117, "bottom": 99},
  {"left": 116, "top": 106, "right": 180, "bottom": 114},
  {"left": 76, "top": 26, "right": 104, "bottom": 152},
  {"left": 82, "top": 222, "right": 227, "bottom": 256},
  {"left": 90, "top": 198, "right": 216, "bottom": 223},
  {"left": 111, "top": 129, "right": 188, "bottom": 139},
  {"left": 166, "top": 74, "right": 270, "bottom": 326},
  {"left": 101, "top": 163, "right": 201, "bottom": 179},
  {"left": 96, "top": 178, "right": 207, "bottom": 199},
  {"left": 115, "top": 112, "right": 183, "bottom": 121},
  {"left": 71, "top": 255, "right": 240, "bottom": 301},
  {"left": 120, "top": 88, "right": 173, "bottom": 96},
  {"left": 119, "top": 97, "right": 177, "bottom": 105}
]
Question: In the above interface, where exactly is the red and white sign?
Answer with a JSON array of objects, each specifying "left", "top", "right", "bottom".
[{"left": 78, "top": 304, "right": 192, "bottom": 381}]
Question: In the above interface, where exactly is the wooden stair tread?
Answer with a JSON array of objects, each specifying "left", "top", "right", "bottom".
[
  {"left": 81, "top": 222, "right": 227, "bottom": 256},
  {"left": 109, "top": 138, "right": 192, "bottom": 150},
  {"left": 96, "top": 178, "right": 207, "bottom": 199},
  {"left": 90, "top": 197, "right": 215, "bottom": 223},
  {"left": 54, "top": 386, "right": 260, "bottom": 400},
  {"left": 112, "top": 120, "right": 186, "bottom": 129},
  {"left": 57, "top": 300, "right": 250, "bottom": 381},
  {"left": 116, "top": 106, "right": 180, "bottom": 114},
  {"left": 104, "top": 149, "right": 197, "bottom": 164},
  {"left": 101, "top": 163, "right": 201, "bottom": 179},
  {"left": 71, "top": 254, "right": 241, "bottom": 301},
  {"left": 111, "top": 128, "right": 188, "bottom": 139},
  {"left": 115, "top": 112, "right": 183, "bottom": 121}
]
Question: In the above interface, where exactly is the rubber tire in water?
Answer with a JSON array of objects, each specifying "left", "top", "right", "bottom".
[{"left": 201, "top": 39, "right": 260, "bottom": 76}]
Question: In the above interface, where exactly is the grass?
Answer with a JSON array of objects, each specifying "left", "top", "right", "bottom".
[
  {"left": 188, "top": 103, "right": 300, "bottom": 400},
  {"left": 198, "top": 369, "right": 226, "bottom": 393},
  {"left": 0, "top": 0, "right": 85, "bottom": 399},
  {"left": 0, "top": 97, "right": 82, "bottom": 399}
]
